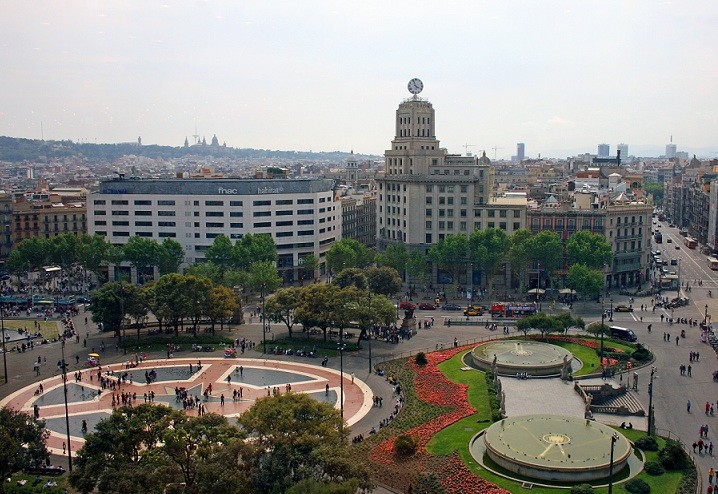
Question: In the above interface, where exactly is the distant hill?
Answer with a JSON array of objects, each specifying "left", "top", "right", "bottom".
[{"left": 0, "top": 136, "right": 376, "bottom": 163}]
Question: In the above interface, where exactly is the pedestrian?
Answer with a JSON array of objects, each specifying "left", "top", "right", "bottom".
[
  {"left": 351, "top": 372, "right": 355, "bottom": 383},
  {"left": 676, "top": 335, "right": 679, "bottom": 345},
  {"left": 220, "top": 394, "right": 225, "bottom": 406},
  {"left": 710, "top": 442, "right": 714, "bottom": 456},
  {"left": 688, "top": 400, "right": 692, "bottom": 413},
  {"left": 688, "top": 365, "right": 692, "bottom": 377},
  {"left": 325, "top": 383, "right": 329, "bottom": 396},
  {"left": 226, "top": 375, "right": 231, "bottom": 385},
  {"left": 62, "top": 442, "right": 66, "bottom": 455}
]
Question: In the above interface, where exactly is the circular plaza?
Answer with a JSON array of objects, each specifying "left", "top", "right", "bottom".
[
  {"left": 473, "top": 415, "right": 633, "bottom": 483},
  {"left": 471, "top": 340, "right": 573, "bottom": 377},
  {"left": 0, "top": 357, "right": 373, "bottom": 457}
]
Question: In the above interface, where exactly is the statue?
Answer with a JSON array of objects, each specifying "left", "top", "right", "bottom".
[
  {"left": 584, "top": 393, "right": 593, "bottom": 419},
  {"left": 492, "top": 354, "right": 498, "bottom": 378},
  {"left": 561, "top": 354, "right": 571, "bottom": 380},
  {"left": 500, "top": 391, "right": 506, "bottom": 417},
  {"left": 495, "top": 377, "right": 502, "bottom": 396}
]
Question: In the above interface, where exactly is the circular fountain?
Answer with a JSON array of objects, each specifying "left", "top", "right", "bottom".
[
  {"left": 476, "top": 415, "right": 633, "bottom": 482},
  {"left": 471, "top": 340, "right": 573, "bottom": 377}
]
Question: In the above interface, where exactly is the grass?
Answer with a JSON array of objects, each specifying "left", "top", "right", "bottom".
[
  {"left": 117, "top": 333, "right": 234, "bottom": 352},
  {"left": 6, "top": 473, "right": 70, "bottom": 494},
  {"left": 4, "top": 319, "right": 60, "bottom": 340},
  {"left": 423, "top": 347, "right": 686, "bottom": 494}
]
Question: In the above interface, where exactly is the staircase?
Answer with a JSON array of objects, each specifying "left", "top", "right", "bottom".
[{"left": 577, "top": 382, "right": 646, "bottom": 416}]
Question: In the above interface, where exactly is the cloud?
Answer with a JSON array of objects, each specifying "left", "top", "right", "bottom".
[{"left": 546, "top": 116, "right": 571, "bottom": 126}]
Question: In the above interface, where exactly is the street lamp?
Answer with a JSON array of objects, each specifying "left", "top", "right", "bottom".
[
  {"left": 60, "top": 340, "right": 73, "bottom": 472},
  {"left": 705, "top": 304, "right": 709, "bottom": 326},
  {"left": 600, "top": 301, "right": 606, "bottom": 365},
  {"left": 261, "top": 283, "right": 267, "bottom": 354},
  {"left": 608, "top": 432, "right": 619, "bottom": 494},
  {"left": 609, "top": 297, "right": 614, "bottom": 322},
  {"left": 338, "top": 338, "right": 346, "bottom": 429},
  {"left": 647, "top": 367, "right": 656, "bottom": 436},
  {"left": 367, "top": 293, "right": 373, "bottom": 374},
  {"left": 1, "top": 305, "right": 7, "bottom": 384}
]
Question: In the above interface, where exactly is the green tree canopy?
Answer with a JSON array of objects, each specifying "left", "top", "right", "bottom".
[
  {"left": 428, "top": 233, "right": 469, "bottom": 285},
  {"left": 529, "top": 230, "right": 562, "bottom": 283},
  {"left": 567, "top": 230, "right": 613, "bottom": 270},
  {"left": 567, "top": 263, "right": 605, "bottom": 301},
  {"left": 122, "top": 236, "right": 160, "bottom": 284},
  {"left": 366, "top": 266, "right": 403, "bottom": 296},
  {"left": 332, "top": 267, "right": 368, "bottom": 290},
  {"left": 375, "top": 244, "right": 409, "bottom": 280},
  {"left": 264, "top": 287, "right": 302, "bottom": 338},
  {"left": 157, "top": 238, "right": 185, "bottom": 275},
  {"left": 234, "top": 233, "right": 278, "bottom": 270},
  {"left": 470, "top": 228, "right": 508, "bottom": 295},
  {"left": 508, "top": 228, "right": 533, "bottom": 291},
  {"left": 326, "top": 238, "right": 373, "bottom": 273},
  {"left": 298, "top": 253, "right": 319, "bottom": 282},
  {"left": 205, "top": 235, "right": 235, "bottom": 273},
  {"left": 0, "top": 408, "right": 49, "bottom": 494}
]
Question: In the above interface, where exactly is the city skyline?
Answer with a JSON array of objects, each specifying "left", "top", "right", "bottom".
[{"left": 1, "top": 1, "right": 717, "bottom": 159}]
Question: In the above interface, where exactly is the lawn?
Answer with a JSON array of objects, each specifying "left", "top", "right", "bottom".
[
  {"left": 4, "top": 319, "right": 60, "bottom": 340},
  {"left": 424, "top": 348, "right": 686, "bottom": 494}
]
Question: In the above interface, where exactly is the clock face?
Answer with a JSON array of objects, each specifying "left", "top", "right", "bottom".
[{"left": 408, "top": 78, "right": 423, "bottom": 95}]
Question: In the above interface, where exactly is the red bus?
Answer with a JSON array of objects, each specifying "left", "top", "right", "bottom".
[
  {"left": 490, "top": 304, "right": 538, "bottom": 318},
  {"left": 684, "top": 237, "right": 697, "bottom": 249}
]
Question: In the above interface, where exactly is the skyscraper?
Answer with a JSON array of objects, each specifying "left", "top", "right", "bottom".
[
  {"left": 597, "top": 143, "right": 610, "bottom": 157},
  {"left": 617, "top": 143, "right": 628, "bottom": 160},
  {"left": 516, "top": 143, "right": 525, "bottom": 162},
  {"left": 666, "top": 143, "right": 677, "bottom": 158}
]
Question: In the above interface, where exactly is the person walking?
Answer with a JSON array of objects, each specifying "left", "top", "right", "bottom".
[{"left": 688, "top": 400, "right": 692, "bottom": 413}]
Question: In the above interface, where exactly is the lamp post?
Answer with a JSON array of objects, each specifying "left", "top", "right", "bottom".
[
  {"left": 1, "top": 305, "right": 7, "bottom": 384},
  {"left": 609, "top": 297, "right": 614, "bottom": 322},
  {"left": 705, "top": 304, "right": 709, "bottom": 326},
  {"left": 60, "top": 339, "right": 73, "bottom": 472},
  {"left": 608, "top": 432, "right": 619, "bottom": 494},
  {"left": 600, "top": 301, "right": 606, "bottom": 364},
  {"left": 338, "top": 337, "right": 346, "bottom": 430},
  {"left": 261, "top": 283, "right": 267, "bottom": 354},
  {"left": 116, "top": 282, "right": 124, "bottom": 344},
  {"left": 367, "top": 293, "right": 373, "bottom": 374},
  {"left": 647, "top": 367, "right": 656, "bottom": 436}
]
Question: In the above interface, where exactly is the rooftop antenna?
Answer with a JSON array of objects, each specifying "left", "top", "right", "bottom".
[
  {"left": 40, "top": 121, "right": 44, "bottom": 141},
  {"left": 192, "top": 120, "right": 199, "bottom": 145}
]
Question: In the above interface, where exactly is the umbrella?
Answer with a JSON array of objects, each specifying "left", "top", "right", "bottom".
[
  {"left": 88, "top": 353, "right": 100, "bottom": 358},
  {"left": 526, "top": 288, "right": 546, "bottom": 294},
  {"left": 559, "top": 289, "right": 577, "bottom": 295}
]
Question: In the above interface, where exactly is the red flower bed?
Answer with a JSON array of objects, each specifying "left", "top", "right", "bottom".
[{"left": 368, "top": 345, "right": 509, "bottom": 493}]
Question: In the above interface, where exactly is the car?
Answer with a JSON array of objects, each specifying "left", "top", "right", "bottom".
[
  {"left": 418, "top": 302, "right": 436, "bottom": 310},
  {"left": 399, "top": 301, "right": 416, "bottom": 310},
  {"left": 667, "top": 238, "right": 673, "bottom": 243},
  {"left": 614, "top": 305, "right": 633, "bottom": 312},
  {"left": 442, "top": 303, "right": 463, "bottom": 311},
  {"left": 25, "top": 465, "right": 66, "bottom": 476},
  {"left": 671, "top": 259, "right": 678, "bottom": 265},
  {"left": 669, "top": 223, "right": 675, "bottom": 227},
  {"left": 75, "top": 296, "right": 91, "bottom": 304},
  {"left": 675, "top": 245, "right": 681, "bottom": 250}
]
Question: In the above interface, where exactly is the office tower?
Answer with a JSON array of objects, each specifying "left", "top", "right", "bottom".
[{"left": 597, "top": 144, "right": 610, "bottom": 157}]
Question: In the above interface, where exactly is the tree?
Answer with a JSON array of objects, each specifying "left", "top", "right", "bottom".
[
  {"left": 406, "top": 249, "right": 430, "bottom": 288},
  {"left": 0, "top": 408, "right": 49, "bottom": 494},
  {"left": 157, "top": 238, "right": 185, "bottom": 275},
  {"left": 567, "top": 230, "right": 613, "bottom": 270},
  {"left": 508, "top": 228, "right": 533, "bottom": 291},
  {"left": 89, "top": 282, "right": 126, "bottom": 338},
  {"left": 428, "top": 234, "right": 469, "bottom": 287},
  {"left": 153, "top": 274, "right": 212, "bottom": 336},
  {"left": 470, "top": 228, "right": 508, "bottom": 296},
  {"left": 205, "top": 235, "right": 235, "bottom": 273},
  {"left": 238, "top": 393, "right": 372, "bottom": 493},
  {"left": 567, "top": 264, "right": 605, "bottom": 301},
  {"left": 124, "top": 284, "right": 150, "bottom": 340},
  {"left": 184, "top": 262, "right": 223, "bottom": 285},
  {"left": 366, "top": 266, "right": 402, "bottom": 296},
  {"left": 350, "top": 291, "right": 396, "bottom": 345},
  {"left": 76, "top": 234, "right": 109, "bottom": 277},
  {"left": 264, "top": 287, "right": 302, "bottom": 338},
  {"left": 49, "top": 233, "right": 80, "bottom": 268},
  {"left": 295, "top": 284, "right": 337, "bottom": 341},
  {"left": 332, "top": 267, "right": 368, "bottom": 290},
  {"left": 376, "top": 244, "right": 409, "bottom": 280},
  {"left": 515, "top": 312, "right": 557, "bottom": 338},
  {"left": 204, "top": 284, "right": 238, "bottom": 333},
  {"left": 234, "top": 233, "right": 278, "bottom": 270},
  {"left": 122, "top": 236, "right": 160, "bottom": 284},
  {"left": 644, "top": 180, "right": 664, "bottom": 207},
  {"left": 553, "top": 311, "right": 585, "bottom": 335},
  {"left": 298, "top": 254, "right": 319, "bottom": 283},
  {"left": 12, "top": 236, "right": 48, "bottom": 271},
  {"left": 326, "top": 238, "right": 373, "bottom": 274},
  {"left": 247, "top": 260, "right": 282, "bottom": 295},
  {"left": 529, "top": 231, "right": 562, "bottom": 287}
]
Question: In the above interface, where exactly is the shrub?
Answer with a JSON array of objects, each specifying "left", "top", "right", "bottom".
[
  {"left": 413, "top": 473, "right": 446, "bottom": 494},
  {"left": 659, "top": 439, "right": 691, "bottom": 471},
  {"left": 634, "top": 435, "right": 660, "bottom": 451},
  {"left": 632, "top": 344, "right": 651, "bottom": 362},
  {"left": 570, "top": 484, "right": 596, "bottom": 494},
  {"left": 625, "top": 478, "right": 651, "bottom": 494},
  {"left": 415, "top": 352, "right": 428, "bottom": 366},
  {"left": 394, "top": 434, "right": 418, "bottom": 457},
  {"left": 643, "top": 460, "right": 665, "bottom": 476},
  {"left": 677, "top": 466, "right": 698, "bottom": 494}
]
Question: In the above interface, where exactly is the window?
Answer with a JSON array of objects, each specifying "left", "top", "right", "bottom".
[
  {"left": 137, "top": 232, "right": 152, "bottom": 237},
  {"left": 253, "top": 200, "right": 271, "bottom": 206},
  {"left": 112, "top": 221, "right": 129, "bottom": 226},
  {"left": 134, "top": 211, "right": 151, "bottom": 216},
  {"left": 230, "top": 222, "right": 244, "bottom": 228},
  {"left": 230, "top": 201, "right": 243, "bottom": 207},
  {"left": 276, "top": 210, "right": 293, "bottom": 216},
  {"left": 425, "top": 197, "right": 432, "bottom": 205},
  {"left": 276, "top": 231, "right": 293, "bottom": 237},
  {"left": 253, "top": 222, "right": 271, "bottom": 228},
  {"left": 297, "top": 209, "right": 313, "bottom": 215},
  {"left": 447, "top": 210, "right": 454, "bottom": 218},
  {"left": 230, "top": 212, "right": 243, "bottom": 217},
  {"left": 253, "top": 211, "right": 271, "bottom": 217},
  {"left": 135, "top": 221, "right": 152, "bottom": 226},
  {"left": 276, "top": 220, "right": 293, "bottom": 226},
  {"left": 514, "top": 222, "right": 520, "bottom": 230},
  {"left": 205, "top": 211, "right": 223, "bottom": 217},
  {"left": 426, "top": 185, "right": 433, "bottom": 192},
  {"left": 205, "top": 222, "right": 223, "bottom": 228},
  {"left": 460, "top": 221, "right": 467, "bottom": 231},
  {"left": 297, "top": 219, "right": 314, "bottom": 225},
  {"left": 439, "top": 209, "right": 445, "bottom": 217},
  {"left": 448, "top": 197, "right": 454, "bottom": 205},
  {"left": 439, "top": 221, "right": 445, "bottom": 229},
  {"left": 426, "top": 221, "right": 432, "bottom": 229},
  {"left": 488, "top": 222, "right": 495, "bottom": 229},
  {"left": 275, "top": 199, "right": 293, "bottom": 205},
  {"left": 488, "top": 210, "right": 495, "bottom": 218},
  {"left": 439, "top": 197, "right": 446, "bottom": 205},
  {"left": 205, "top": 200, "right": 223, "bottom": 206},
  {"left": 111, "top": 200, "right": 128, "bottom": 205},
  {"left": 94, "top": 210, "right": 106, "bottom": 216},
  {"left": 460, "top": 209, "right": 467, "bottom": 217},
  {"left": 193, "top": 200, "right": 200, "bottom": 206},
  {"left": 425, "top": 233, "right": 432, "bottom": 243},
  {"left": 460, "top": 197, "right": 467, "bottom": 205},
  {"left": 298, "top": 230, "right": 314, "bottom": 236},
  {"left": 94, "top": 220, "right": 106, "bottom": 226},
  {"left": 499, "top": 222, "right": 507, "bottom": 230},
  {"left": 158, "top": 221, "right": 176, "bottom": 227},
  {"left": 499, "top": 210, "right": 507, "bottom": 218},
  {"left": 158, "top": 211, "right": 176, "bottom": 217},
  {"left": 93, "top": 200, "right": 106, "bottom": 205},
  {"left": 297, "top": 198, "right": 314, "bottom": 204},
  {"left": 157, "top": 200, "right": 175, "bottom": 206},
  {"left": 112, "top": 211, "right": 129, "bottom": 216},
  {"left": 425, "top": 209, "right": 432, "bottom": 217},
  {"left": 133, "top": 200, "right": 151, "bottom": 205},
  {"left": 158, "top": 232, "right": 176, "bottom": 238},
  {"left": 475, "top": 222, "right": 482, "bottom": 229},
  {"left": 112, "top": 231, "right": 130, "bottom": 237}
]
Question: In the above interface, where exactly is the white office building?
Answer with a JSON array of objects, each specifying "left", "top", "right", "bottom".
[{"left": 88, "top": 178, "right": 340, "bottom": 282}]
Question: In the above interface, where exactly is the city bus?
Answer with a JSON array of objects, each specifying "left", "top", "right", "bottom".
[
  {"left": 684, "top": 237, "right": 698, "bottom": 249},
  {"left": 708, "top": 257, "right": 718, "bottom": 271}
]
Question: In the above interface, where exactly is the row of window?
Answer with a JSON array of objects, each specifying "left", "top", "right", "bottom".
[
  {"left": 94, "top": 198, "right": 326, "bottom": 207},
  {"left": 96, "top": 208, "right": 331, "bottom": 218}
]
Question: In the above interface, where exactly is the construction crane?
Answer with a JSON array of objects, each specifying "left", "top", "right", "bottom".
[
  {"left": 463, "top": 143, "right": 476, "bottom": 157},
  {"left": 491, "top": 146, "right": 504, "bottom": 160}
]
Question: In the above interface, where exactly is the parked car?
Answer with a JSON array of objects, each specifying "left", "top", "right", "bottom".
[
  {"left": 442, "top": 303, "right": 463, "bottom": 311},
  {"left": 614, "top": 305, "right": 633, "bottom": 312},
  {"left": 671, "top": 259, "right": 678, "bottom": 266},
  {"left": 675, "top": 245, "right": 681, "bottom": 250},
  {"left": 418, "top": 302, "right": 436, "bottom": 310},
  {"left": 399, "top": 301, "right": 416, "bottom": 310},
  {"left": 667, "top": 238, "right": 673, "bottom": 243},
  {"left": 25, "top": 465, "right": 66, "bottom": 476}
]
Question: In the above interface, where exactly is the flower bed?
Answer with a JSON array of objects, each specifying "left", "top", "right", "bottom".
[{"left": 364, "top": 345, "right": 509, "bottom": 493}]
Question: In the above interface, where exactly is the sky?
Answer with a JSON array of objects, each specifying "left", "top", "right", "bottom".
[{"left": 1, "top": 1, "right": 717, "bottom": 159}]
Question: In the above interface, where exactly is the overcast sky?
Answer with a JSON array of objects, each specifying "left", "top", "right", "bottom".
[{"left": 1, "top": 1, "right": 717, "bottom": 159}]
